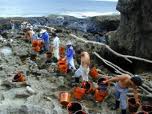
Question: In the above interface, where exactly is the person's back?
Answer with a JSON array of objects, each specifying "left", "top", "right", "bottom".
[
  {"left": 66, "top": 45, "right": 74, "bottom": 60},
  {"left": 66, "top": 43, "right": 76, "bottom": 70},
  {"left": 41, "top": 32, "right": 49, "bottom": 43},
  {"left": 53, "top": 36, "right": 60, "bottom": 48},
  {"left": 117, "top": 74, "right": 131, "bottom": 88},
  {"left": 52, "top": 33, "right": 60, "bottom": 60},
  {"left": 81, "top": 51, "right": 90, "bottom": 68},
  {"left": 40, "top": 29, "right": 50, "bottom": 52}
]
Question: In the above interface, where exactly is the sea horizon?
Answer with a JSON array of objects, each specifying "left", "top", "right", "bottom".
[{"left": 0, "top": 0, "right": 119, "bottom": 18}]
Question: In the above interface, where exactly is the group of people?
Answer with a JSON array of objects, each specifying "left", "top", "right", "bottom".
[
  {"left": 23, "top": 26, "right": 77, "bottom": 72},
  {"left": 23, "top": 24, "right": 143, "bottom": 114}
]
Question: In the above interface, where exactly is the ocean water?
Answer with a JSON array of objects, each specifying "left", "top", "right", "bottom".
[{"left": 0, "top": 0, "right": 119, "bottom": 18}]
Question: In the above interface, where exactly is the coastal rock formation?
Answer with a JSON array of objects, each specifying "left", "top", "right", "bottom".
[
  {"left": 110, "top": 0, "right": 152, "bottom": 59},
  {"left": 0, "top": 15, "right": 120, "bottom": 34}
]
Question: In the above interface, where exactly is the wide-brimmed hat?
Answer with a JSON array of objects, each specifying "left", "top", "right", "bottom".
[
  {"left": 40, "top": 29, "right": 47, "bottom": 34},
  {"left": 66, "top": 41, "right": 72, "bottom": 45}
]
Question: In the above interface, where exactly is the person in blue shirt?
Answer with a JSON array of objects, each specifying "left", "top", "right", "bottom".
[
  {"left": 66, "top": 41, "right": 76, "bottom": 70},
  {"left": 40, "top": 29, "right": 50, "bottom": 52}
]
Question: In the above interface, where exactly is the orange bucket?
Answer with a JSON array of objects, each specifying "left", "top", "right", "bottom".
[
  {"left": 142, "top": 105, "right": 152, "bottom": 113},
  {"left": 58, "top": 57, "right": 67, "bottom": 65},
  {"left": 32, "top": 40, "right": 38, "bottom": 47},
  {"left": 94, "top": 88, "right": 108, "bottom": 102},
  {"left": 59, "top": 92, "right": 71, "bottom": 106},
  {"left": 59, "top": 47, "right": 65, "bottom": 55},
  {"left": 37, "top": 40, "right": 43, "bottom": 48},
  {"left": 33, "top": 46, "right": 41, "bottom": 52},
  {"left": 136, "top": 111, "right": 148, "bottom": 114},
  {"left": 17, "top": 74, "right": 26, "bottom": 82},
  {"left": 74, "top": 110, "right": 87, "bottom": 114},
  {"left": 12, "top": 73, "right": 26, "bottom": 82},
  {"left": 57, "top": 57, "right": 68, "bottom": 74},
  {"left": 58, "top": 65, "right": 68, "bottom": 74},
  {"left": 73, "top": 87, "right": 86, "bottom": 100},
  {"left": 128, "top": 97, "right": 139, "bottom": 113},
  {"left": 67, "top": 102, "right": 82, "bottom": 114},
  {"left": 81, "top": 81, "right": 94, "bottom": 94},
  {"left": 97, "top": 77, "right": 108, "bottom": 91},
  {"left": 89, "top": 67, "right": 99, "bottom": 79}
]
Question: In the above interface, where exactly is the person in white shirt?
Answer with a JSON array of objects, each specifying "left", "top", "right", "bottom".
[
  {"left": 73, "top": 49, "right": 90, "bottom": 82},
  {"left": 52, "top": 33, "right": 60, "bottom": 60}
]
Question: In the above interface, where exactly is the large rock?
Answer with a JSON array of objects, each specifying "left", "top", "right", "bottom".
[{"left": 110, "top": 0, "right": 152, "bottom": 59}]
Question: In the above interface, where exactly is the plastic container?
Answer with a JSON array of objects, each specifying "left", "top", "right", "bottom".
[
  {"left": 67, "top": 102, "right": 82, "bottom": 114},
  {"left": 74, "top": 110, "right": 87, "bottom": 114},
  {"left": 94, "top": 88, "right": 108, "bottom": 102},
  {"left": 89, "top": 67, "right": 99, "bottom": 79},
  {"left": 13, "top": 73, "right": 26, "bottom": 82},
  {"left": 26, "top": 86, "right": 35, "bottom": 94},
  {"left": 81, "top": 81, "right": 94, "bottom": 94},
  {"left": 136, "top": 111, "right": 148, "bottom": 114},
  {"left": 73, "top": 87, "right": 86, "bottom": 100},
  {"left": 128, "top": 97, "right": 139, "bottom": 113},
  {"left": 142, "top": 105, "right": 152, "bottom": 113},
  {"left": 149, "top": 111, "right": 152, "bottom": 114},
  {"left": 59, "top": 47, "right": 65, "bottom": 56},
  {"left": 57, "top": 57, "right": 68, "bottom": 74},
  {"left": 97, "top": 77, "right": 108, "bottom": 91},
  {"left": 59, "top": 92, "right": 71, "bottom": 106}
]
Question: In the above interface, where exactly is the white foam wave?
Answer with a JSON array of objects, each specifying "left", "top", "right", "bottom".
[{"left": 61, "top": 11, "right": 120, "bottom": 18}]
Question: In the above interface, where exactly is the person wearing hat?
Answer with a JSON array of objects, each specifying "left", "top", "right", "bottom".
[
  {"left": 66, "top": 41, "right": 76, "bottom": 71},
  {"left": 52, "top": 32, "right": 60, "bottom": 60},
  {"left": 40, "top": 29, "right": 50, "bottom": 52},
  {"left": 103, "top": 74, "right": 143, "bottom": 114}
]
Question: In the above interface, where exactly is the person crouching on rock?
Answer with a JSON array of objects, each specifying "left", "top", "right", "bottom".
[
  {"left": 66, "top": 41, "right": 76, "bottom": 71},
  {"left": 72, "top": 49, "right": 90, "bottom": 83},
  {"left": 103, "top": 74, "right": 143, "bottom": 114},
  {"left": 52, "top": 32, "right": 60, "bottom": 60},
  {"left": 40, "top": 29, "right": 50, "bottom": 52}
]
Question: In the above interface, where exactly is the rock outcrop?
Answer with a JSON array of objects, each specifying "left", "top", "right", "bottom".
[
  {"left": 110, "top": 0, "right": 152, "bottom": 59},
  {"left": 0, "top": 15, "right": 120, "bottom": 34}
]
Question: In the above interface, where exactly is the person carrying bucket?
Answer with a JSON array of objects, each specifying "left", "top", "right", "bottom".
[
  {"left": 73, "top": 49, "right": 90, "bottom": 83},
  {"left": 66, "top": 41, "right": 76, "bottom": 71},
  {"left": 103, "top": 74, "right": 143, "bottom": 114}
]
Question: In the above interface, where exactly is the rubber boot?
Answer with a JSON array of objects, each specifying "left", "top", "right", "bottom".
[
  {"left": 75, "top": 77, "right": 80, "bottom": 83},
  {"left": 112, "top": 100, "right": 120, "bottom": 110},
  {"left": 71, "top": 77, "right": 80, "bottom": 86},
  {"left": 121, "top": 109, "right": 126, "bottom": 114}
]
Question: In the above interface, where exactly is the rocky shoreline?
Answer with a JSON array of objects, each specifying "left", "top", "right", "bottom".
[
  {"left": 0, "top": 15, "right": 120, "bottom": 33},
  {"left": 0, "top": 13, "right": 152, "bottom": 114},
  {"left": 0, "top": 16, "right": 120, "bottom": 114}
]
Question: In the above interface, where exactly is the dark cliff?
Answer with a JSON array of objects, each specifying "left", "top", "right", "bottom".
[{"left": 110, "top": 0, "right": 152, "bottom": 59}]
